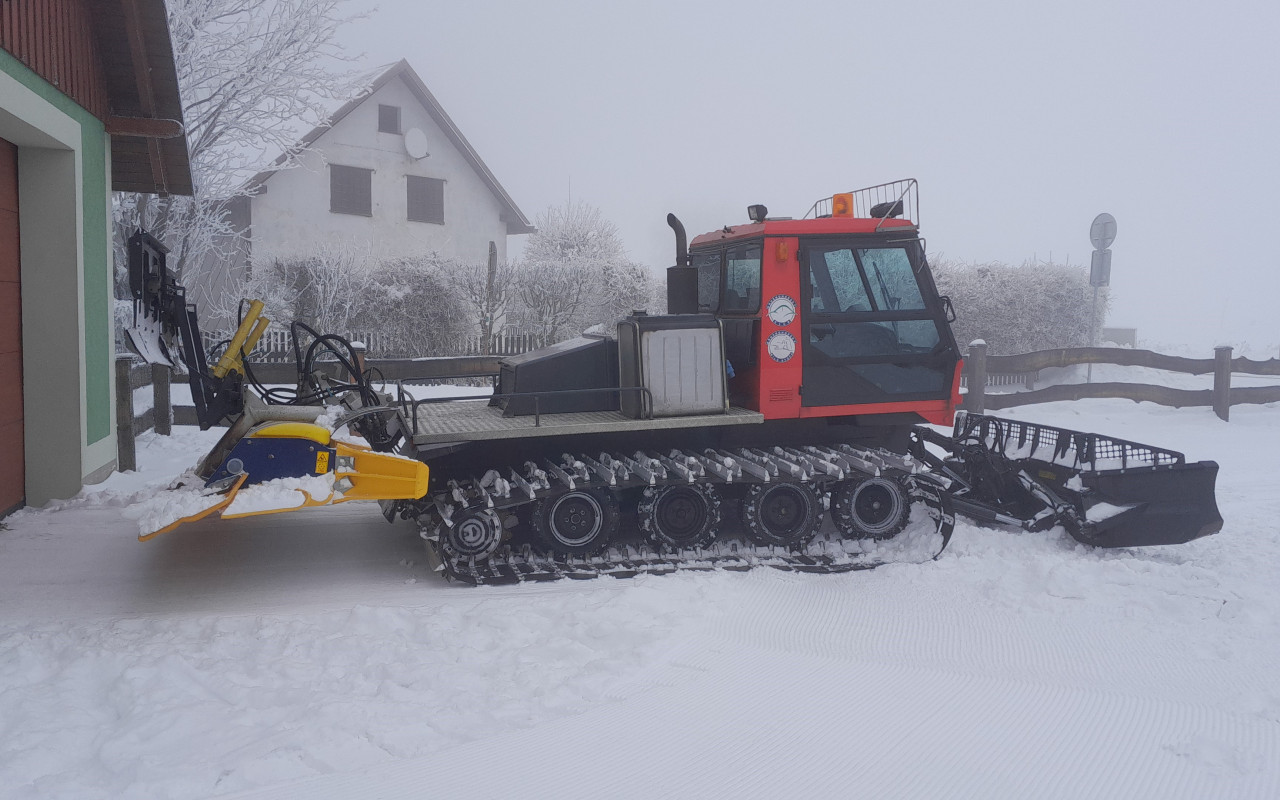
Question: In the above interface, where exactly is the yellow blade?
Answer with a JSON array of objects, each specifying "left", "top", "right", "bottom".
[{"left": 333, "top": 441, "right": 430, "bottom": 501}]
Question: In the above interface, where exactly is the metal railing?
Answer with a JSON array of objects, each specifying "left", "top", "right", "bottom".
[
  {"left": 400, "top": 385, "right": 657, "bottom": 432},
  {"left": 805, "top": 179, "right": 919, "bottom": 229}
]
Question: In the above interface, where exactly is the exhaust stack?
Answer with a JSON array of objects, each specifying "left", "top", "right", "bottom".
[{"left": 666, "top": 213, "right": 698, "bottom": 314}]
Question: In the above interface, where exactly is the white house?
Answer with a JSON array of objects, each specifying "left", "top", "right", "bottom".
[{"left": 206, "top": 60, "right": 532, "bottom": 303}]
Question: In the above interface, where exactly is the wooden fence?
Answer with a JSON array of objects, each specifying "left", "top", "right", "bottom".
[
  {"left": 118, "top": 343, "right": 1280, "bottom": 469},
  {"left": 116, "top": 355, "right": 504, "bottom": 451},
  {"left": 114, "top": 356, "right": 171, "bottom": 472},
  {"left": 964, "top": 342, "right": 1280, "bottom": 421}
]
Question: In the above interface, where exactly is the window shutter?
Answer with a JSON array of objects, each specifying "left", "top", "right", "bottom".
[
  {"left": 378, "top": 104, "right": 401, "bottom": 134},
  {"left": 407, "top": 176, "right": 445, "bottom": 224},
  {"left": 330, "top": 165, "right": 373, "bottom": 216}
]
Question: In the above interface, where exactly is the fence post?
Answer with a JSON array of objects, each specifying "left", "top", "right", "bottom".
[
  {"left": 351, "top": 341, "right": 367, "bottom": 380},
  {"left": 965, "top": 340, "right": 987, "bottom": 414},
  {"left": 115, "top": 356, "right": 137, "bottom": 472},
  {"left": 151, "top": 364, "right": 171, "bottom": 436},
  {"left": 1213, "top": 345, "right": 1232, "bottom": 422}
]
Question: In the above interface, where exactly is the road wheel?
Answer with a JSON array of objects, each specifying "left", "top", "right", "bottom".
[
  {"left": 742, "top": 482, "right": 822, "bottom": 548},
  {"left": 533, "top": 489, "right": 618, "bottom": 555},
  {"left": 442, "top": 509, "right": 504, "bottom": 561},
  {"left": 832, "top": 476, "right": 910, "bottom": 540},
  {"left": 639, "top": 484, "right": 720, "bottom": 549}
]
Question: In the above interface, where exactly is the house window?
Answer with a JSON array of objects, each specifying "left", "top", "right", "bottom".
[
  {"left": 407, "top": 175, "right": 444, "bottom": 224},
  {"left": 378, "top": 104, "right": 401, "bottom": 134},
  {"left": 330, "top": 164, "right": 372, "bottom": 216}
]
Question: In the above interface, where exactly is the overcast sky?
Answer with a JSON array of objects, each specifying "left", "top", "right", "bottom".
[{"left": 338, "top": 0, "right": 1279, "bottom": 350}]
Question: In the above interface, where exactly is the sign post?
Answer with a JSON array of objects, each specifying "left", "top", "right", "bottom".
[{"left": 1087, "top": 213, "right": 1116, "bottom": 383}]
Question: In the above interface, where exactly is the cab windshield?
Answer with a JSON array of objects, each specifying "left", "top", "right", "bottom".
[{"left": 802, "top": 240, "right": 954, "bottom": 405}]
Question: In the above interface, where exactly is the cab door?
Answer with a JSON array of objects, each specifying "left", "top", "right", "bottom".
[
  {"left": 693, "top": 242, "right": 764, "bottom": 409},
  {"left": 799, "top": 238, "right": 958, "bottom": 407}
]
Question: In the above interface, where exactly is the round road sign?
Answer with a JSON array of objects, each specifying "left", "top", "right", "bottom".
[{"left": 1090, "top": 213, "right": 1117, "bottom": 250}]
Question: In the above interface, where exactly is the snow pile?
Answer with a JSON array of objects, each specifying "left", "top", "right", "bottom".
[
  {"left": 121, "top": 472, "right": 230, "bottom": 534},
  {"left": 0, "top": 571, "right": 732, "bottom": 799},
  {"left": 1, "top": 399, "right": 1278, "bottom": 798}
]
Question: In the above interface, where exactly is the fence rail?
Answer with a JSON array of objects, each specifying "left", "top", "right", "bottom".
[
  {"left": 964, "top": 343, "right": 1280, "bottom": 421},
  {"left": 118, "top": 342, "right": 1280, "bottom": 471}
]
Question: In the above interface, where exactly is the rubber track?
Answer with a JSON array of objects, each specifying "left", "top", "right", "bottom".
[{"left": 416, "top": 444, "right": 956, "bottom": 586}]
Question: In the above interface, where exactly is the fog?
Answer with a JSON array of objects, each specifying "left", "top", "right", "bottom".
[{"left": 339, "top": 0, "right": 1279, "bottom": 351}]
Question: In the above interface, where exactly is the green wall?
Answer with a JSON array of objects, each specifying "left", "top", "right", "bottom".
[
  {"left": 80, "top": 124, "right": 109, "bottom": 444},
  {"left": 0, "top": 48, "right": 111, "bottom": 445}
]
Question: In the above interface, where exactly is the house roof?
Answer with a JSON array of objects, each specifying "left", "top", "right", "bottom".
[
  {"left": 88, "top": 0, "right": 194, "bottom": 196},
  {"left": 0, "top": 0, "right": 192, "bottom": 194},
  {"left": 244, "top": 59, "right": 533, "bottom": 235}
]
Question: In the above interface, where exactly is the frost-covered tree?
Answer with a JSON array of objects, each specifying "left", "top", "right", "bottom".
[
  {"left": 245, "top": 244, "right": 377, "bottom": 337},
  {"left": 457, "top": 242, "right": 516, "bottom": 354},
  {"left": 113, "top": 0, "right": 365, "bottom": 310},
  {"left": 516, "top": 261, "right": 589, "bottom": 342},
  {"left": 931, "top": 258, "right": 1106, "bottom": 354},
  {"left": 518, "top": 202, "right": 657, "bottom": 341}
]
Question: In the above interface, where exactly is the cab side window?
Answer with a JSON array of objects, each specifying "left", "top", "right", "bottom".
[
  {"left": 723, "top": 244, "right": 762, "bottom": 313},
  {"left": 693, "top": 251, "right": 721, "bottom": 312}
]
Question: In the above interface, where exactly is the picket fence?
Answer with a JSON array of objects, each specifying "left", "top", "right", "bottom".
[{"left": 200, "top": 329, "right": 546, "bottom": 361}]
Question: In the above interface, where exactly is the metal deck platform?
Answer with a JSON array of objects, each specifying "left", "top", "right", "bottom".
[{"left": 408, "top": 401, "right": 764, "bottom": 445}]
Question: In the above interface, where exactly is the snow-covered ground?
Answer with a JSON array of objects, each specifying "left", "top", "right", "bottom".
[{"left": 2, "top": 399, "right": 1279, "bottom": 799}]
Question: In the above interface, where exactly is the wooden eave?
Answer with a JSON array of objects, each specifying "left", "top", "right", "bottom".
[{"left": 87, "top": 0, "right": 193, "bottom": 196}]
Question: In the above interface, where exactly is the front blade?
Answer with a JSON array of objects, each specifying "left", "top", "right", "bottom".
[
  {"left": 124, "top": 321, "right": 179, "bottom": 369},
  {"left": 1066, "top": 461, "right": 1223, "bottom": 548}
]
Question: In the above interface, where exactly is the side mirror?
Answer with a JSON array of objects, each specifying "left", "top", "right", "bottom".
[{"left": 939, "top": 295, "right": 957, "bottom": 323}]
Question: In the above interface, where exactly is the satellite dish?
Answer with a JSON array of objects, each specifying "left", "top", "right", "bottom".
[{"left": 404, "top": 128, "right": 429, "bottom": 160}]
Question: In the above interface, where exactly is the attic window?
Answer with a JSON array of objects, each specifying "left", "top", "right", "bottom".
[
  {"left": 407, "top": 176, "right": 444, "bottom": 224},
  {"left": 378, "top": 104, "right": 401, "bottom": 134},
  {"left": 330, "top": 164, "right": 372, "bottom": 216}
]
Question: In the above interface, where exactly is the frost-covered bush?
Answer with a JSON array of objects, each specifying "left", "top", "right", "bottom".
[
  {"left": 931, "top": 259, "right": 1105, "bottom": 355},
  {"left": 238, "top": 251, "right": 467, "bottom": 357},
  {"left": 354, "top": 257, "right": 469, "bottom": 356}
]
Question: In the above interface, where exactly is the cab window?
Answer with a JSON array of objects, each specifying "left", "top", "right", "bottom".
[
  {"left": 809, "top": 248, "right": 871, "bottom": 313},
  {"left": 858, "top": 248, "right": 925, "bottom": 311},
  {"left": 723, "top": 244, "right": 762, "bottom": 313},
  {"left": 693, "top": 251, "right": 720, "bottom": 312}
]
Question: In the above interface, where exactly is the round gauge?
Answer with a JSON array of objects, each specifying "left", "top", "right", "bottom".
[
  {"left": 767, "top": 294, "right": 797, "bottom": 326},
  {"left": 766, "top": 330, "right": 797, "bottom": 363}
]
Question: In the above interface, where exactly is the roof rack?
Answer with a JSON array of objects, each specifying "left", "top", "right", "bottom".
[{"left": 804, "top": 178, "right": 919, "bottom": 231}]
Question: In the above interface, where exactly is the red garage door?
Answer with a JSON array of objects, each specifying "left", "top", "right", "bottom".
[{"left": 0, "top": 136, "right": 23, "bottom": 516}]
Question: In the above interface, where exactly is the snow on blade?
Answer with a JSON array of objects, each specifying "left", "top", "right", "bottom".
[
  {"left": 223, "top": 474, "right": 336, "bottom": 516},
  {"left": 122, "top": 473, "right": 231, "bottom": 535}
]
